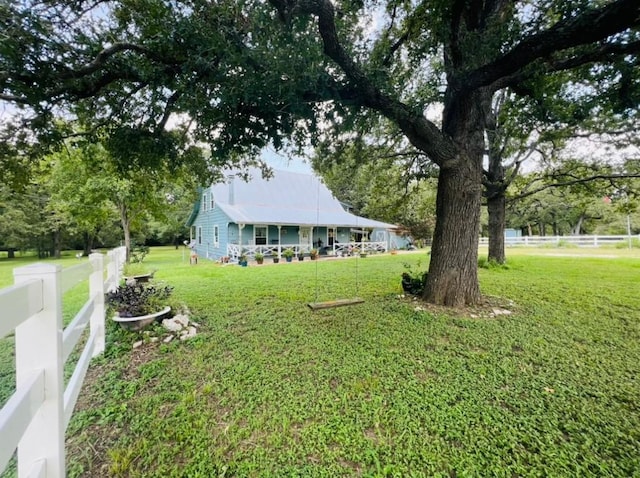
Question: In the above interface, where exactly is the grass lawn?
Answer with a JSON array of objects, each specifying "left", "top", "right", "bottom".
[{"left": 2, "top": 247, "right": 640, "bottom": 477}]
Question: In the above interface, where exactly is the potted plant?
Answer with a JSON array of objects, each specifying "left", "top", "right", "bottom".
[
  {"left": 309, "top": 248, "right": 318, "bottom": 260},
  {"left": 273, "top": 255, "right": 280, "bottom": 264},
  {"left": 283, "top": 248, "right": 295, "bottom": 262},
  {"left": 106, "top": 282, "right": 173, "bottom": 331},
  {"left": 255, "top": 252, "right": 264, "bottom": 264},
  {"left": 238, "top": 254, "right": 248, "bottom": 267}
]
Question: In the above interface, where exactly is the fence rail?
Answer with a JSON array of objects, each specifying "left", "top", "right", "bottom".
[
  {"left": 479, "top": 234, "right": 639, "bottom": 247},
  {"left": 0, "top": 246, "right": 126, "bottom": 478}
]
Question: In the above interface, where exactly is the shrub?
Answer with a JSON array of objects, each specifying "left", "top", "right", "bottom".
[
  {"left": 401, "top": 261, "right": 427, "bottom": 296},
  {"left": 130, "top": 244, "right": 150, "bottom": 263}
]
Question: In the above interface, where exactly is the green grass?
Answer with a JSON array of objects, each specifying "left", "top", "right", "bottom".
[{"left": 2, "top": 247, "right": 640, "bottom": 477}]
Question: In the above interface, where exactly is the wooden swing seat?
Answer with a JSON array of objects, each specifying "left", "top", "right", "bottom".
[{"left": 307, "top": 298, "right": 365, "bottom": 310}]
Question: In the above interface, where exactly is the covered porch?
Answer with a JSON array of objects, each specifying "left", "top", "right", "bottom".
[{"left": 226, "top": 223, "right": 389, "bottom": 261}]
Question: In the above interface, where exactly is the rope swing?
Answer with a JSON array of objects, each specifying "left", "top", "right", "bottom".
[{"left": 307, "top": 176, "right": 364, "bottom": 310}]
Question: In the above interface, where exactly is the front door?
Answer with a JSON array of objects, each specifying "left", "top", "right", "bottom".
[
  {"left": 299, "top": 227, "right": 312, "bottom": 249},
  {"left": 255, "top": 226, "right": 267, "bottom": 245}
]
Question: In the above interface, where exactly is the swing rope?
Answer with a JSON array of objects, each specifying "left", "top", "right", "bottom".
[
  {"left": 314, "top": 178, "right": 320, "bottom": 304},
  {"left": 308, "top": 176, "right": 364, "bottom": 310}
]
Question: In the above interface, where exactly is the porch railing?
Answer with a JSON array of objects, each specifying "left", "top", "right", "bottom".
[{"left": 227, "top": 241, "right": 387, "bottom": 261}]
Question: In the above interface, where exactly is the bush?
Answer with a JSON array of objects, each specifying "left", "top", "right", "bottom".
[
  {"left": 401, "top": 261, "right": 427, "bottom": 295},
  {"left": 130, "top": 244, "right": 150, "bottom": 263}
]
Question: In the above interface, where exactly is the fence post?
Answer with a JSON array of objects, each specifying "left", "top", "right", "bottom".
[
  {"left": 13, "top": 264, "right": 65, "bottom": 478},
  {"left": 89, "top": 253, "right": 106, "bottom": 357},
  {"left": 117, "top": 246, "right": 126, "bottom": 281}
]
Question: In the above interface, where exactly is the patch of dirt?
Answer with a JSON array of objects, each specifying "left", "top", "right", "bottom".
[{"left": 399, "top": 294, "right": 517, "bottom": 319}]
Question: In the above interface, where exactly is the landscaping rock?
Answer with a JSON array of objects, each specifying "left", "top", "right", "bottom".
[
  {"left": 180, "top": 326, "right": 197, "bottom": 340},
  {"left": 161, "top": 312, "right": 198, "bottom": 340},
  {"left": 492, "top": 308, "right": 512, "bottom": 316},
  {"left": 162, "top": 317, "right": 185, "bottom": 332}
]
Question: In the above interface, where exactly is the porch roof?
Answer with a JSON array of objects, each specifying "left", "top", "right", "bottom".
[
  {"left": 211, "top": 168, "right": 397, "bottom": 230},
  {"left": 216, "top": 203, "right": 395, "bottom": 229}
]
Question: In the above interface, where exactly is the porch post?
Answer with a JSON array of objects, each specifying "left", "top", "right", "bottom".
[
  {"left": 277, "top": 225, "right": 282, "bottom": 259},
  {"left": 333, "top": 227, "right": 336, "bottom": 254},
  {"left": 239, "top": 224, "right": 245, "bottom": 256},
  {"left": 310, "top": 227, "right": 314, "bottom": 252}
]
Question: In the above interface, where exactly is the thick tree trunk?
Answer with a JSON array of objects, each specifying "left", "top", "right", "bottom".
[
  {"left": 423, "top": 161, "right": 483, "bottom": 306},
  {"left": 51, "top": 230, "right": 61, "bottom": 259},
  {"left": 421, "top": 83, "right": 489, "bottom": 306},
  {"left": 487, "top": 194, "right": 506, "bottom": 263},
  {"left": 82, "top": 232, "right": 93, "bottom": 256}
]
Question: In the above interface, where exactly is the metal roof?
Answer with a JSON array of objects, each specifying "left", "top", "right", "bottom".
[{"left": 209, "top": 168, "right": 397, "bottom": 229}]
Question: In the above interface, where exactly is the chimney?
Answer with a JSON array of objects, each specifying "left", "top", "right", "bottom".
[{"left": 228, "top": 175, "right": 235, "bottom": 205}]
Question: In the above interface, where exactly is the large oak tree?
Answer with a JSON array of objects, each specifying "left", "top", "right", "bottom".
[{"left": 1, "top": 0, "right": 639, "bottom": 305}]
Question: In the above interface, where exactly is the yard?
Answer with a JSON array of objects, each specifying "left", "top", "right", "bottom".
[{"left": 2, "top": 247, "right": 640, "bottom": 477}]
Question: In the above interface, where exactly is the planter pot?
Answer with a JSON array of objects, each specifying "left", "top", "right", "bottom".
[
  {"left": 273, "top": 257, "right": 280, "bottom": 264},
  {"left": 310, "top": 255, "right": 317, "bottom": 260},
  {"left": 239, "top": 260, "right": 248, "bottom": 267},
  {"left": 256, "top": 258, "right": 264, "bottom": 265},
  {"left": 112, "top": 306, "right": 171, "bottom": 331},
  {"left": 298, "top": 255, "right": 304, "bottom": 261},
  {"left": 360, "top": 253, "right": 367, "bottom": 258},
  {"left": 285, "top": 257, "right": 293, "bottom": 262}
]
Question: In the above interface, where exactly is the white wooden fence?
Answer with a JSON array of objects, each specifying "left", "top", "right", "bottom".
[
  {"left": 479, "top": 234, "right": 640, "bottom": 248},
  {"left": 0, "top": 246, "right": 126, "bottom": 478}
]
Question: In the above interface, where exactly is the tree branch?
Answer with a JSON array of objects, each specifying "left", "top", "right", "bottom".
[
  {"left": 278, "top": 0, "right": 456, "bottom": 167},
  {"left": 509, "top": 173, "right": 640, "bottom": 202},
  {"left": 57, "top": 43, "right": 176, "bottom": 80},
  {"left": 497, "top": 39, "right": 640, "bottom": 90},
  {"left": 461, "top": 0, "right": 640, "bottom": 92}
]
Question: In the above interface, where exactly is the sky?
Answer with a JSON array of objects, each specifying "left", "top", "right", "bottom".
[{"left": 262, "top": 148, "right": 312, "bottom": 174}]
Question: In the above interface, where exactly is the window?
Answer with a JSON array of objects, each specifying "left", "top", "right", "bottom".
[
  {"left": 255, "top": 226, "right": 267, "bottom": 245},
  {"left": 210, "top": 194, "right": 215, "bottom": 210},
  {"left": 213, "top": 225, "right": 219, "bottom": 247},
  {"left": 198, "top": 226, "right": 202, "bottom": 245},
  {"left": 202, "top": 193, "right": 207, "bottom": 212}
]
